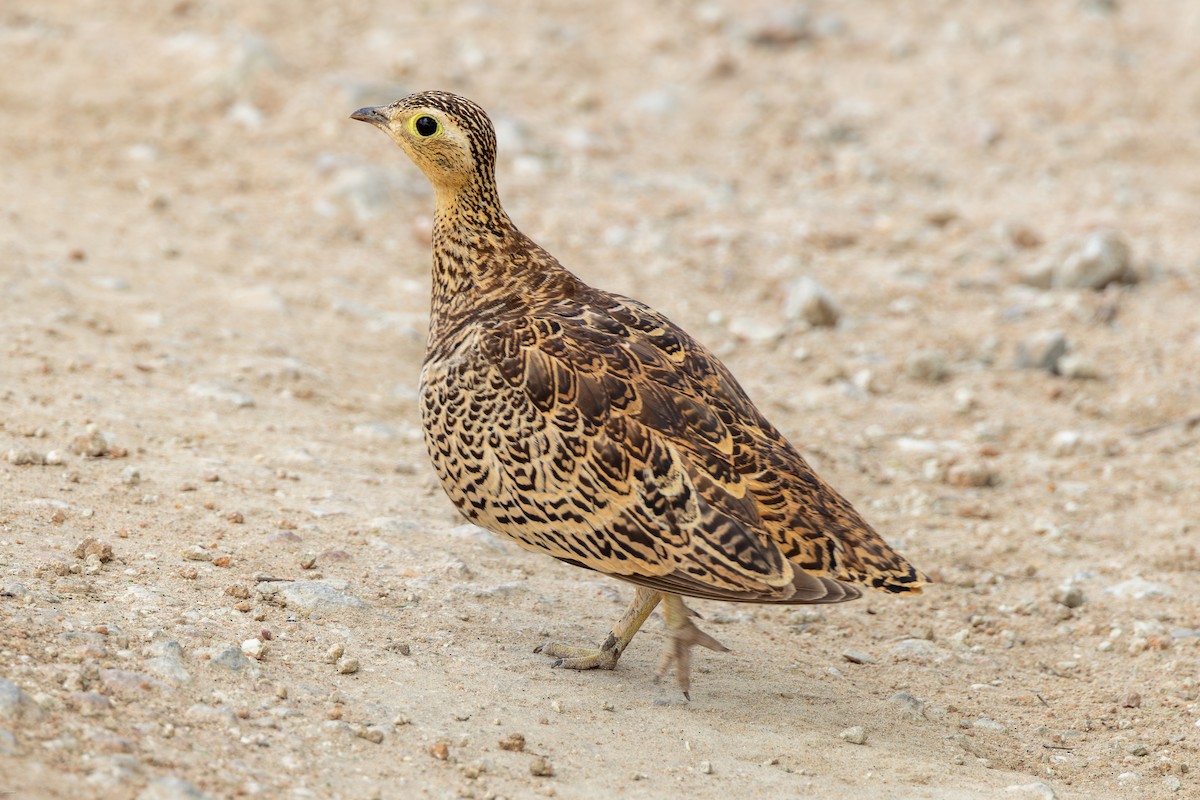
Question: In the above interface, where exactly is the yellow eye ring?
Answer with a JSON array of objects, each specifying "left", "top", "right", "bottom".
[{"left": 409, "top": 114, "right": 443, "bottom": 138}]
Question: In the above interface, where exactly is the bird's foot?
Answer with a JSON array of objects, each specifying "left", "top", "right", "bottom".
[
  {"left": 654, "top": 599, "right": 730, "bottom": 700},
  {"left": 533, "top": 587, "right": 661, "bottom": 672},
  {"left": 535, "top": 632, "right": 622, "bottom": 671}
]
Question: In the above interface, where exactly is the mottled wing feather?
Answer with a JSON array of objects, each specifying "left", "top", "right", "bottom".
[
  {"left": 443, "top": 289, "right": 925, "bottom": 604},
  {"left": 602, "top": 294, "right": 927, "bottom": 596}
]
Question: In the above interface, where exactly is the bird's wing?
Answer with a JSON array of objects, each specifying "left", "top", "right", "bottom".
[{"left": 476, "top": 292, "right": 926, "bottom": 602}]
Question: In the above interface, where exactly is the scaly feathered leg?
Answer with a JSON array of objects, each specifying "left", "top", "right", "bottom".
[{"left": 654, "top": 593, "right": 730, "bottom": 700}]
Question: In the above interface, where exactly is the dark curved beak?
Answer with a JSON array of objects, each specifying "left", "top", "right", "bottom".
[{"left": 350, "top": 106, "right": 389, "bottom": 127}]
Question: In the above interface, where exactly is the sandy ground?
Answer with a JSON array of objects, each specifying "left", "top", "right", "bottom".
[{"left": 3, "top": 1, "right": 1200, "bottom": 798}]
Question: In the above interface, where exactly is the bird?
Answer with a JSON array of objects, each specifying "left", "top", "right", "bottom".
[{"left": 351, "top": 91, "right": 928, "bottom": 698}]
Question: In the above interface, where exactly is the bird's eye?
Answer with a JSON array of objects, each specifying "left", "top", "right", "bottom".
[{"left": 413, "top": 115, "right": 441, "bottom": 137}]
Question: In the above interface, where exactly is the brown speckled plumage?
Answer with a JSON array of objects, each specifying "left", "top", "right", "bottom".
[{"left": 352, "top": 91, "right": 929, "bottom": 696}]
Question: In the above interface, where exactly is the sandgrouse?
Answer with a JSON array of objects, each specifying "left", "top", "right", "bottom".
[{"left": 352, "top": 91, "right": 928, "bottom": 698}]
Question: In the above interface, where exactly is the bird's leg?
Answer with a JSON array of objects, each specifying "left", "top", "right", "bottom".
[
  {"left": 654, "top": 593, "right": 730, "bottom": 700},
  {"left": 536, "top": 587, "right": 661, "bottom": 670}
]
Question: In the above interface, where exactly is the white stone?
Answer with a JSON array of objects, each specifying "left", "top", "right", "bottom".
[{"left": 783, "top": 276, "right": 841, "bottom": 327}]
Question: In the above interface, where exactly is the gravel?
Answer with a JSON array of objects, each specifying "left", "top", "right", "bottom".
[{"left": 279, "top": 580, "right": 369, "bottom": 611}]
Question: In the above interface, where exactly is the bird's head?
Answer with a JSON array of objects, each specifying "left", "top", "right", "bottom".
[{"left": 351, "top": 91, "right": 498, "bottom": 197}]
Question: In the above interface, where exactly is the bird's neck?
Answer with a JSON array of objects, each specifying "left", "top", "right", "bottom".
[{"left": 428, "top": 184, "right": 576, "bottom": 337}]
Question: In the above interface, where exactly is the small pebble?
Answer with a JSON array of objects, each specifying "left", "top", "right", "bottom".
[
  {"left": 6, "top": 448, "right": 45, "bottom": 466},
  {"left": 498, "top": 733, "right": 526, "bottom": 752},
  {"left": 1050, "top": 431, "right": 1082, "bottom": 457},
  {"left": 74, "top": 538, "right": 114, "bottom": 562},
  {"left": 210, "top": 645, "right": 250, "bottom": 672},
  {"left": 1055, "top": 230, "right": 1136, "bottom": 290},
  {"left": 700, "top": 760, "right": 713, "bottom": 774},
  {"left": 905, "top": 349, "right": 950, "bottom": 383},
  {"left": 839, "top": 726, "right": 868, "bottom": 745},
  {"left": 429, "top": 741, "right": 450, "bottom": 760},
  {"left": 1053, "top": 586, "right": 1085, "bottom": 609},
  {"left": 783, "top": 276, "right": 840, "bottom": 327},
  {"left": 1120, "top": 691, "right": 1142, "bottom": 708},
  {"left": 326, "top": 643, "right": 346, "bottom": 663},
  {"left": 973, "top": 716, "right": 1007, "bottom": 732},
  {"left": 748, "top": 7, "right": 812, "bottom": 47},
  {"left": 70, "top": 427, "right": 114, "bottom": 458},
  {"left": 1106, "top": 577, "right": 1173, "bottom": 600},
  {"left": 952, "top": 387, "right": 978, "bottom": 414},
  {"left": 841, "top": 650, "right": 875, "bottom": 665},
  {"left": 336, "top": 656, "right": 360, "bottom": 674},
  {"left": 1057, "top": 354, "right": 1101, "bottom": 380},
  {"left": 728, "top": 315, "right": 787, "bottom": 345},
  {"left": 181, "top": 546, "right": 211, "bottom": 562},
  {"left": 530, "top": 756, "right": 555, "bottom": 777},
  {"left": 352, "top": 724, "right": 384, "bottom": 744},
  {"left": 1015, "top": 330, "right": 1068, "bottom": 373},
  {"left": 241, "top": 638, "right": 266, "bottom": 660},
  {"left": 946, "top": 462, "right": 996, "bottom": 488}
]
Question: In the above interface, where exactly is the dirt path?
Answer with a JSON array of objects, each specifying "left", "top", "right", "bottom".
[{"left": 2, "top": 2, "right": 1198, "bottom": 797}]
